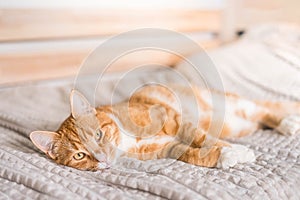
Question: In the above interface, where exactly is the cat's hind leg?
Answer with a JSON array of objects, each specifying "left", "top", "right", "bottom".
[
  {"left": 164, "top": 141, "right": 255, "bottom": 169},
  {"left": 224, "top": 96, "right": 300, "bottom": 137},
  {"left": 255, "top": 101, "right": 300, "bottom": 135},
  {"left": 259, "top": 113, "right": 300, "bottom": 136},
  {"left": 173, "top": 123, "right": 255, "bottom": 168},
  {"left": 216, "top": 143, "right": 256, "bottom": 169}
]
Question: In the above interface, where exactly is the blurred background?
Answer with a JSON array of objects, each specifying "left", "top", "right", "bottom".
[{"left": 0, "top": 0, "right": 299, "bottom": 86}]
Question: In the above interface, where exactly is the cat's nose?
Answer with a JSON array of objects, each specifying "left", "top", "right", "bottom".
[
  {"left": 95, "top": 153, "right": 107, "bottom": 162},
  {"left": 105, "top": 163, "right": 111, "bottom": 169}
]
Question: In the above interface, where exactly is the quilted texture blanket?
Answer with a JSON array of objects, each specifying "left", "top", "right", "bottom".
[{"left": 0, "top": 24, "right": 299, "bottom": 199}]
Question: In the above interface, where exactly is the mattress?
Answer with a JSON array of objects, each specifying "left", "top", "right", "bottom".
[{"left": 0, "top": 24, "right": 300, "bottom": 199}]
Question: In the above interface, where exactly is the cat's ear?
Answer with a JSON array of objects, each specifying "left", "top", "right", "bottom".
[
  {"left": 30, "top": 131, "right": 58, "bottom": 159},
  {"left": 70, "top": 89, "right": 96, "bottom": 119}
]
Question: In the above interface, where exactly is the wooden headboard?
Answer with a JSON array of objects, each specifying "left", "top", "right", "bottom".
[
  {"left": 0, "top": 6, "right": 222, "bottom": 85},
  {"left": 1, "top": 0, "right": 299, "bottom": 85}
]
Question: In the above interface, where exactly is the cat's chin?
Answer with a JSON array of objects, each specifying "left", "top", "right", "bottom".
[{"left": 97, "top": 162, "right": 111, "bottom": 170}]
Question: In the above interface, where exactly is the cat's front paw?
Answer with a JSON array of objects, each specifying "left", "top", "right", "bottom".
[
  {"left": 276, "top": 115, "right": 300, "bottom": 136},
  {"left": 217, "top": 144, "right": 255, "bottom": 169}
]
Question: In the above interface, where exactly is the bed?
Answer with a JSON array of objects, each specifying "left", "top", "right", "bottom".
[{"left": 0, "top": 24, "right": 300, "bottom": 199}]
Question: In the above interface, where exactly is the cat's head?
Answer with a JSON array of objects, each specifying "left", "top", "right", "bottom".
[{"left": 30, "top": 90, "right": 116, "bottom": 171}]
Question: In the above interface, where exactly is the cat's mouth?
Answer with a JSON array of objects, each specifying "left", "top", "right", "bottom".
[
  {"left": 98, "top": 162, "right": 111, "bottom": 170},
  {"left": 94, "top": 153, "right": 111, "bottom": 170},
  {"left": 96, "top": 154, "right": 110, "bottom": 169}
]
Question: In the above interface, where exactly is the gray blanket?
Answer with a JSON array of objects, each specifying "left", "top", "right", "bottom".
[{"left": 1, "top": 24, "right": 300, "bottom": 199}]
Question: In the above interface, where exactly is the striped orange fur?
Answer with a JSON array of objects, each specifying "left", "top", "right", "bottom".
[{"left": 30, "top": 85, "right": 300, "bottom": 171}]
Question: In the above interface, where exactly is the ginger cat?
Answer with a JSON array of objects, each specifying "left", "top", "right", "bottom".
[{"left": 30, "top": 85, "right": 300, "bottom": 171}]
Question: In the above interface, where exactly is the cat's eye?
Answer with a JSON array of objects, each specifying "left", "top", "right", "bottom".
[
  {"left": 96, "top": 129, "right": 103, "bottom": 139},
  {"left": 73, "top": 152, "right": 85, "bottom": 160}
]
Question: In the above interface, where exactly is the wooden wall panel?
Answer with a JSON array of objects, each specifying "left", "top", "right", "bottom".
[{"left": 0, "top": 9, "right": 221, "bottom": 41}]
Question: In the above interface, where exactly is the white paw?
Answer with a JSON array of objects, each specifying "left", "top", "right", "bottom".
[
  {"left": 217, "top": 144, "right": 255, "bottom": 169},
  {"left": 276, "top": 115, "right": 300, "bottom": 136}
]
